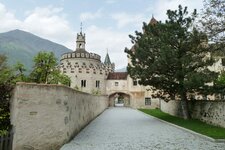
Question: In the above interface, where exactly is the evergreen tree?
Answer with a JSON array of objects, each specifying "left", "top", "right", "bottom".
[{"left": 125, "top": 5, "right": 218, "bottom": 119}]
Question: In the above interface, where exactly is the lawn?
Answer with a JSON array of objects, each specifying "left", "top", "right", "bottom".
[{"left": 139, "top": 109, "right": 225, "bottom": 139}]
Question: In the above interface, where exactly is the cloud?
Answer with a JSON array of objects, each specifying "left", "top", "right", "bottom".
[
  {"left": 85, "top": 25, "right": 132, "bottom": 69},
  {"left": 0, "top": 2, "right": 129, "bottom": 69},
  {"left": 0, "top": 3, "right": 22, "bottom": 32},
  {"left": 80, "top": 9, "right": 103, "bottom": 22},
  {"left": 111, "top": 12, "right": 147, "bottom": 29},
  {"left": 22, "top": 6, "right": 75, "bottom": 48},
  {"left": 149, "top": 0, "right": 203, "bottom": 22}
]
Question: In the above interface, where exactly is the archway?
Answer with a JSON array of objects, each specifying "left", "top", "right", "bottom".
[{"left": 109, "top": 92, "right": 130, "bottom": 107}]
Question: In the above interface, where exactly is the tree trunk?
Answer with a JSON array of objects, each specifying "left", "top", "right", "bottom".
[{"left": 180, "top": 91, "right": 191, "bottom": 120}]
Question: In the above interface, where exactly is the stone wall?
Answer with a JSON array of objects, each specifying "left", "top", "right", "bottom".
[
  {"left": 160, "top": 100, "right": 225, "bottom": 128},
  {"left": 10, "top": 83, "right": 108, "bottom": 150}
]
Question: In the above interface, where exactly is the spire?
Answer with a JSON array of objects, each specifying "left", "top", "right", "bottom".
[
  {"left": 149, "top": 15, "right": 157, "bottom": 25},
  {"left": 104, "top": 50, "right": 111, "bottom": 65},
  {"left": 80, "top": 22, "right": 83, "bottom": 33}
]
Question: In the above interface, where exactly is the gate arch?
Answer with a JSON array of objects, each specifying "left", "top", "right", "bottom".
[{"left": 109, "top": 92, "right": 130, "bottom": 107}]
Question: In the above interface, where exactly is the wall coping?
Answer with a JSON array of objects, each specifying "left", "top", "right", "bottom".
[{"left": 16, "top": 82, "right": 107, "bottom": 97}]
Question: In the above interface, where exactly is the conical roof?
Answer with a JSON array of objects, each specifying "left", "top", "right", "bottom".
[
  {"left": 104, "top": 52, "right": 111, "bottom": 65},
  {"left": 149, "top": 16, "right": 157, "bottom": 25}
]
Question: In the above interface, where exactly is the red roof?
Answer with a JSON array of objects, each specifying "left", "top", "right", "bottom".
[
  {"left": 107, "top": 72, "right": 128, "bottom": 80},
  {"left": 149, "top": 17, "right": 157, "bottom": 25}
]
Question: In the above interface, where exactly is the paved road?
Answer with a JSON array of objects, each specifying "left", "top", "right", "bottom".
[{"left": 61, "top": 107, "right": 225, "bottom": 150}]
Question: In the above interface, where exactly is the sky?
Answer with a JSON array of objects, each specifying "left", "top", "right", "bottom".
[{"left": 0, "top": 0, "right": 203, "bottom": 69}]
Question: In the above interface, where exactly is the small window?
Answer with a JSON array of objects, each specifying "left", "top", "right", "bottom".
[
  {"left": 81, "top": 80, "right": 86, "bottom": 87},
  {"left": 222, "top": 58, "right": 225, "bottom": 66},
  {"left": 96, "top": 80, "right": 100, "bottom": 88},
  {"left": 133, "top": 80, "right": 138, "bottom": 86},
  {"left": 115, "top": 82, "right": 119, "bottom": 86},
  {"left": 145, "top": 97, "right": 151, "bottom": 105}
]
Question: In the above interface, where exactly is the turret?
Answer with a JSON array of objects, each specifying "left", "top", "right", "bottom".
[{"left": 76, "top": 32, "right": 86, "bottom": 51}]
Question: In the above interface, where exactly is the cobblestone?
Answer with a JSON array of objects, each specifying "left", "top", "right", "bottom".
[{"left": 61, "top": 107, "right": 225, "bottom": 150}]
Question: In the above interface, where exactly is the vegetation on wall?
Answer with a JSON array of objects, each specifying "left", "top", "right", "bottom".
[
  {"left": 0, "top": 52, "right": 71, "bottom": 135},
  {"left": 0, "top": 55, "right": 14, "bottom": 135}
]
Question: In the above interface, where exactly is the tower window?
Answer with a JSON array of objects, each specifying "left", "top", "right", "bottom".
[
  {"left": 81, "top": 80, "right": 86, "bottom": 87},
  {"left": 79, "top": 43, "right": 82, "bottom": 48},
  {"left": 96, "top": 80, "right": 100, "bottom": 88}
]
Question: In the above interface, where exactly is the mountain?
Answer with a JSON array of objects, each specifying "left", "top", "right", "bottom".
[
  {"left": 0, "top": 29, "right": 72, "bottom": 71},
  {"left": 115, "top": 67, "right": 127, "bottom": 72}
]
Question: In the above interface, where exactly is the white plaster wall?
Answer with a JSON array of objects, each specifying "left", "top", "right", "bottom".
[
  {"left": 60, "top": 57, "right": 107, "bottom": 94},
  {"left": 10, "top": 83, "right": 108, "bottom": 150}
]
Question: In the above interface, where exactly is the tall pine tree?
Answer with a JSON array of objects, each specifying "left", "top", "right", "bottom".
[{"left": 125, "top": 5, "right": 218, "bottom": 119}]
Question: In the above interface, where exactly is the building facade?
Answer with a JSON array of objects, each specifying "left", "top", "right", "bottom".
[
  {"left": 60, "top": 28, "right": 159, "bottom": 108},
  {"left": 60, "top": 31, "right": 114, "bottom": 94}
]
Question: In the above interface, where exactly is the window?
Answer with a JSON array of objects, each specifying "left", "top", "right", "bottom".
[
  {"left": 96, "top": 80, "right": 100, "bottom": 88},
  {"left": 133, "top": 80, "right": 138, "bottom": 86},
  {"left": 115, "top": 82, "right": 119, "bottom": 86},
  {"left": 81, "top": 80, "right": 86, "bottom": 87},
  {"left": 222, "top": 58, "right": 225, "bottom": 66},
  {"left": 145, "top": 97, "right": 151, "bottom": 105}
]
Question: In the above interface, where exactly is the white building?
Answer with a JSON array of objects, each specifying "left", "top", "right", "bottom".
[{"left": 60, "top": 27, "right": 159, "bottom": 108}]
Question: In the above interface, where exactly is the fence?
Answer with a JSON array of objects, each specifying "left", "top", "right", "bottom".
[{"left": 0, "top": 130, "right": 13, "bottom": 150}]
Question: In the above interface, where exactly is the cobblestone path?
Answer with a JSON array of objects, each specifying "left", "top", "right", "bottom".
[{"left": 61, "top": 107, "right": 225, "bottom": 150}]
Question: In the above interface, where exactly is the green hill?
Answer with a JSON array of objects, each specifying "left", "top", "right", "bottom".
[{"left": 0, "top": 29, "right": 72, "bottom": 71}]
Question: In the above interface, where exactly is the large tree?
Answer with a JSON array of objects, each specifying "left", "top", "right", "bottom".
[
  {"left": 125, "top": 5, "right": 218, "bottom": 119},
  {"left": 201, "top": 0, "right": 225, "bottom": 45}
]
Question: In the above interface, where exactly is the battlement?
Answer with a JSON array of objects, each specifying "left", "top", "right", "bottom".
[{"left": 61, "top": 52, "right": 101, "bottom": 61}]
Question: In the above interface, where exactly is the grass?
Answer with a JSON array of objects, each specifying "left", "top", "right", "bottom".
[{"left": 139, "top": 109, "right": 225, "bottom": 139}]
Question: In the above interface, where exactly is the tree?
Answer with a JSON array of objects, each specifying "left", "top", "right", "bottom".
[
  {"left": 30, "top": 51, "right": 57, "bottom": 83},
  {"left": 13, "top": 62, "right": 27, "bottom": 82},
  {"left": 0, "top": 55, "right": 14, "bottom": 133},
  {"left": 125, "top": 5, "right": 218, "bottom": 119},
  {"left": 201, "top": 0, "right": 225, "bottom": 45},
  {"left": 29, "top": 51, "right": 71, "bottom": 85}
]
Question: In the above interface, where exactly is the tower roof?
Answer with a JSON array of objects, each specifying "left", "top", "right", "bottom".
[
  {"left": 149, "top": 16, "right": 157, "bottom": 25},
  {"left": 107, "top": 72, "right": 128, "bottom": 80},
  {"left": 104, "top": 52, "right": 111, "bottom": 65}
]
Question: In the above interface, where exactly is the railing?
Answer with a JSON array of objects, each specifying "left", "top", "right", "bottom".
[{"left": 0, "top": 130, "right": 13, "bottom": 150}]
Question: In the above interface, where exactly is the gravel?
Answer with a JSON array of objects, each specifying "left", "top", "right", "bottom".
[{"left": 61, "top": 107, "right": 225, "bottom": 150}]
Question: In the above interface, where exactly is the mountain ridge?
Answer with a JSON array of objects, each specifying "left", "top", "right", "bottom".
[{"left": 0, "top": 29, "right": 72, "bottom": 71}]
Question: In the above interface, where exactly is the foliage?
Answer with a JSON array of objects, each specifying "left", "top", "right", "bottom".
[
  {"left": 91, "top": 89, "right": 101, "bottom": 95},
  {"left": 201, "top": 0, "right": 225, "bottom": 45},
  {"left": 47, "top": 70, "right": 71, "bottom": 86},
  {"left": 13, "top": 62, "right": 28, "bottom": 82},
  {"left": 74, "top": 85, "right": 80, "bottom": 91},
  {"left": 213, "top": 71, "right": 225, "bottom": 99},
  {"left": 29, "top": 51, "right": 71, "bottom": 86},
  {"left": 0, "top": 55, "right": 14, "bottom": 132},
  {"left": 125, "top": 5, "right": 218, "bottom": 119},
  {"left": 139, "top": 109, "right": 225, "bottom": 139}
]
